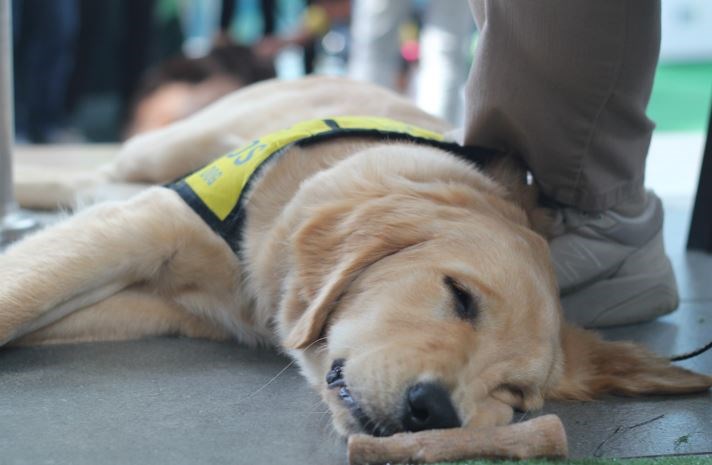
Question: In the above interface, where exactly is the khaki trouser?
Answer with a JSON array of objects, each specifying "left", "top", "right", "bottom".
[{"left": 463, "top": 0, "right": 660, "bottom": 211}]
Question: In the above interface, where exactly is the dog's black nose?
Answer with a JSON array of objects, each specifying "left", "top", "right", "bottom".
[{"left": 402, "top": 382, "right": 460, "bottom": 432}]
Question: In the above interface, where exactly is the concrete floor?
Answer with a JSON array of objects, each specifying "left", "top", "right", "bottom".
[{"left": 1, "top": 134, "right": 711, "bottom": 464}]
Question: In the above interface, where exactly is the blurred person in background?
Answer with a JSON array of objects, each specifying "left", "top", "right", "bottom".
[
  {"left": 348, "top": 0, "right": 472, "bottom": 125},
  {"left": 13, "top": 0, "right": 79, "bottom": 143},
  {"left": 12, "top": 0, "right": 283, "bottom": 143},
  {"left": 39, "top": 0, "right": 160, "bottom": 142},
  {"left": 216, "top": 0, "right": 277, "bottom": 45},
  {"left": 252, "top": 0, "right": 351, "bottom": 75},
  {"left": 124, "top": 42, "right": 275, "bottom": 138}
]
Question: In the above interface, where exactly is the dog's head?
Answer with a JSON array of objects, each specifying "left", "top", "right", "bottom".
[{"left": 276, "top": 147, "right": 712, "bottom": 436}]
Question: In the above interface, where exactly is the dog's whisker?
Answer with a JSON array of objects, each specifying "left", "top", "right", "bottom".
[
  {"left": 310, "top": 398, "right": 328, "bottom": 410},
  {"left": 324, "top": 416, "right": 340, "bottom": 441},
  {"left": 314, "top": 344, "right": 330, "bottom": 354},
  {"left": 301, "top": 337, "right": 328, "bottom": 351},
  {"left": 233, "top": 359, "right": 295, "bottom": 406}
]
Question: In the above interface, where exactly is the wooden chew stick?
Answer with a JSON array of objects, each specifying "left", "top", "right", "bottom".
[{"left": 347, "top": 414, "right": 568, "bottom": 465}]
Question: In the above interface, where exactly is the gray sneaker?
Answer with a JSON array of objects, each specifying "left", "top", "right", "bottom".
[{"left": 549, "top": 191, "right": 679, "bottom": 327}]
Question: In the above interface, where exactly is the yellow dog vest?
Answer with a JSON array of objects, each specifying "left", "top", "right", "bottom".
[{"left": 167, "top": 116, "right": 498, "bottom": 253}]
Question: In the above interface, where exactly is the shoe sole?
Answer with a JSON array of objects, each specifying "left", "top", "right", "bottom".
[{"left": 560, "top": 230, "right": 679, "bottom": 328}]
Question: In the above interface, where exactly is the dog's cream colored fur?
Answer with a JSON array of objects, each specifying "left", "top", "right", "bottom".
[{"left": 2, "top": 77, "right": 710, "bottom": 436}]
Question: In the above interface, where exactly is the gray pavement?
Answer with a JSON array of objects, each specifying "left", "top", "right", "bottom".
[
  {"left": 1, "top": 200, "right": 711, "bottom": 465},
  {"left": 0, "top": 339, "right": 345, "bottom": 465}
]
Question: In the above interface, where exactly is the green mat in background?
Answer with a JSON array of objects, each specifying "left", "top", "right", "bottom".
[
  {"left": 435, "top": 456, "right": 712, "bottom": 465},
  {"left": 647, "top": 62, "right": 712, "bottom": 132}
]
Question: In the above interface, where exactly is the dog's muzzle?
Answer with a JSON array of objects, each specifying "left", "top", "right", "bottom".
[{"left": 326, "top": 359, "right": 461, "bottom": 436}]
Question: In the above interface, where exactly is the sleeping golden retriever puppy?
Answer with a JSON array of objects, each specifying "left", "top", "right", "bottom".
[{"left": 1, "top": 77, "right": 710, "bottom": 438}]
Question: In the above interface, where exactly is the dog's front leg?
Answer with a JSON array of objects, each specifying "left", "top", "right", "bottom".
[
  {"left": 106, "top": 122, "right": 245, "bottom": 184},
  {"left": 0, "top": 187, "right": 236, "bottom": 346}
]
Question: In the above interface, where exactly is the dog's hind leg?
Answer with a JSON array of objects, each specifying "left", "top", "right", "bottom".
[
  {"left": 0, "top": 187, "right": 240, "bottom": 346},
  {"left": 11, "top": 285, "right": 231, "bottom": 346}
]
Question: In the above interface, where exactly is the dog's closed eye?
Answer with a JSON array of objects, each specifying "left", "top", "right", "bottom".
[{"left": 444, "top": 276, "right": 478, "bottom": 321}]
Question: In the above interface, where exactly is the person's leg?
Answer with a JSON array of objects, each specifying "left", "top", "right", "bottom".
[
  {"left": 20, "top": 0, "right": 78, "bottom": 142},
  {"left": 219, "top": 0, "right": 236, "bottom": 32},
  {"left": 464, "top": 0, "right": 677, "bottom": 327},
  {"left": 415, "top": 0, "right": 472, "bottom": 125},
  {"left": 260, "top": 0, "right": 276, "bottom": 36},
  {"left": 465, "top": 0, "right": 658, "bottom": 210},
  {"left": 11, "top": 0, "right": 27, "bottom": 140},
  {"left": 44, "top": 0, "right": 79, "bottom": 139},
  {"left": 348, "top": 0, "right": 410, "bottom": 90}
]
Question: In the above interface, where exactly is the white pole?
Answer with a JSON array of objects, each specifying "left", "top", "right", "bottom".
[
  {"left": 0, "top": 0, "right": 37, "bottom": 245},
  {"left": 0, "top": 0, "right": 15, "bottom": 215}
]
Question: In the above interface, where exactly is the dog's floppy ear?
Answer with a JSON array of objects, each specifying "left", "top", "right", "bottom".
[
  {"left": 282, "top": 196, "right": 437, "bottom": 350},
  {"left": 283, "top": 244, "right": 390, "bottom": 350},
  {"left": 547, "top": 324, "right": 712, "bottom": 399}
]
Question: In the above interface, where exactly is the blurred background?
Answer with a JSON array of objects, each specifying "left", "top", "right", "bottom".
[{"left": 7, "top": 0, "right": 712, "bottom": 145}]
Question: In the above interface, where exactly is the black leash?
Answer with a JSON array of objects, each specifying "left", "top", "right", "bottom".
[{"left": 669, "top": 339, "right": 712, "bottom": 362}]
